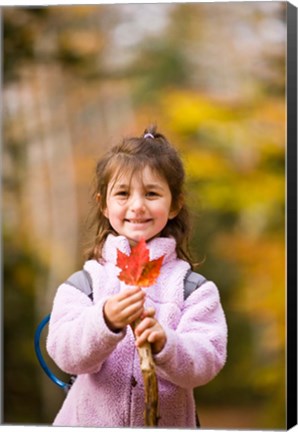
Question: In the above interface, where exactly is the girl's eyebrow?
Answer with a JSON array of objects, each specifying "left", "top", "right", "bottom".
[
  {"left": 111, "top": 181, "right": 165, "bottom": 192},
  {"left": 113, "top": 182, "right": 164, "bottom": 189},
  {"left": 108, "top": 182, "right": 128, "bottom": 193},
  {"left": 113, "top": 183, "right": 128, "bottom": 188},
  {"left": 144, "top": 183, "right": 164, "bottom": 190}
]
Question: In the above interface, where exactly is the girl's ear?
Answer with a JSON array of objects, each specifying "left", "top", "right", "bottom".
[
  {"left": 169, "top": 195, "right": 183, "bottom": 220},
  {"left": 168, "top": 208, "right": 180, "bottom": 220}
]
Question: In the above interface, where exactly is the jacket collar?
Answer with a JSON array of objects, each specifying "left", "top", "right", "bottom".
[{"left": 101, "top": 234, "right": 177, "bottom": 266}]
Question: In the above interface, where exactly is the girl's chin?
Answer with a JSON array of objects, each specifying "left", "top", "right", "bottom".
[
  {"left": 127, "top": 236, "right": 145, "bottom": 246},
  {"left": 126, "top": 233, "right": 160, "bottom": 246}
]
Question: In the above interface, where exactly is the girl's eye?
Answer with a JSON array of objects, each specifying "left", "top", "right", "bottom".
[
  {"left": 146, "top": 191, "right": 159, "bottom": 197},
  {"left": 115, "top": 191, "right": 128, "bottom": 197}
]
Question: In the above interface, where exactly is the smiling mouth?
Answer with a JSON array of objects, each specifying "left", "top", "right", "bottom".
[{"left": 125, "top": 219, "right": 152, "bottom": 224}]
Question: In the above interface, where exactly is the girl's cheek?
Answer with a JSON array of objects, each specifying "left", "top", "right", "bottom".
[{"left": 118, "top": 200, "right": 127, "bottom": 207}]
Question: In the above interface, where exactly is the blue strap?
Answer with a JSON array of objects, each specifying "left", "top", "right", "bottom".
[
  {"left": 34, "top": 270, "right": 93, "bottom": 392},
  {"left": 34, "top": 313, "right": 70, "bottom": 392}
]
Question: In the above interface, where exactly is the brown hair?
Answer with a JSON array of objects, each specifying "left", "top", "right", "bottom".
[{"left": 85, "top": 125, "right": 194, "bottom": 266}]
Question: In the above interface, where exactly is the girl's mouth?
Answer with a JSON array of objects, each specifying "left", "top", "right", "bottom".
[{"left": 125, "top": 219, "right": 151, "bottom": 224}]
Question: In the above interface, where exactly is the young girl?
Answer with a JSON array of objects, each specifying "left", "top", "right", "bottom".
[{"left": 46, "top": 125, "right": 227, "bottom": 428}]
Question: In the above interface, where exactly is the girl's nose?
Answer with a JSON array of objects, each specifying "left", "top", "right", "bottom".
[{"left": 130, "top": 195, "right": 145, "bottom": 213}]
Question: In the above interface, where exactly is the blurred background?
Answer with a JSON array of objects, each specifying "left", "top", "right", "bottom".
[{"left": 2, "top": 2, "right": 286, "bottom": 429}]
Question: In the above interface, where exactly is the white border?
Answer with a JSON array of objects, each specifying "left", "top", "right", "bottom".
[{"left": 0, "top": 0, "right": 296, "bottom": 7}]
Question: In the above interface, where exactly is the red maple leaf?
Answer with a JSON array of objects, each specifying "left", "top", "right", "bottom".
[{"left": 116, "top": 238, "right": 164, "bottom": 287}]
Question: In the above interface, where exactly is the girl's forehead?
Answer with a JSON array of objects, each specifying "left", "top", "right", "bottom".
[{"left": 109, "top": 165, "right": 166, "bottom": 187}]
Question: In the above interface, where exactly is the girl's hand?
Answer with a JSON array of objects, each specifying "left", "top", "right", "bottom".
[
  {"left": 103, "top": 286, "right": 145, "bottom": 332},
  {"left": 134, "top": 307, "right": 167, "bottom": 354}
]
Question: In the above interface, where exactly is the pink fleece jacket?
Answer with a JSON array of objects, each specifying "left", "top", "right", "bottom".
[{"left": 46, "top": 234, "right": 227, "bottom": 427}]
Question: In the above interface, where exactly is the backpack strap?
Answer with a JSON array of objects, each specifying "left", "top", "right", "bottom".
[
  {"left": 64, "top": 269, "right": 205, "bottom": 302},
  {"left": 184, "top": 269, "right": 206, "bottom": 300},
  {"left": 65, "top": 270, "right": 93, "bottom": 300},
  {"left": 34, "top": 270, "right": 93, "bottom": 393},
  {"left": 183, "top": 270, "right": 206, "bottom": 429},
  {"left": 34, "top": 313, "right": 70, "bottom": 392}
]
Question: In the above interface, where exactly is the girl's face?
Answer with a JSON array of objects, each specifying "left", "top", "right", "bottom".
[{"left": 104, "top": 166, "right": 179, "bottom": 246}]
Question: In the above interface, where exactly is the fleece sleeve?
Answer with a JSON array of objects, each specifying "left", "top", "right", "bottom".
[
  {"left": 154, "top": 281, "right": 227, "bottom": 389},
  {"left": 46, "top": 283, "right": 126, "bottom": 376}
]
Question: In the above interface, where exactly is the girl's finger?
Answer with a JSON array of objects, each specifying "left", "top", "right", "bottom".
[
  {"left": 117, "top": 286, "right": 143, "bottom": 300},
  {"left": 118, "top": 289, "right": 145, "bottom": 310},
  {"left": 147, "top": 331, "right": 161, "bottom": 343},
  {"left": 135, "top": 329, "right": 152, "bottom": 347},
  {"left": 121, "top": 300, "right": 145, "bottom": 322},
  {"left": 134, "top": 317, "right": 155, "bottom": 336},
  {"left": 140, "top": 307, "right": 155, "bottom": 320}
]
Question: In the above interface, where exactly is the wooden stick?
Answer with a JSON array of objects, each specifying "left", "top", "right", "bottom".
[{"left": 131, "top": 320, "right": 159, "bottom": 426}]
